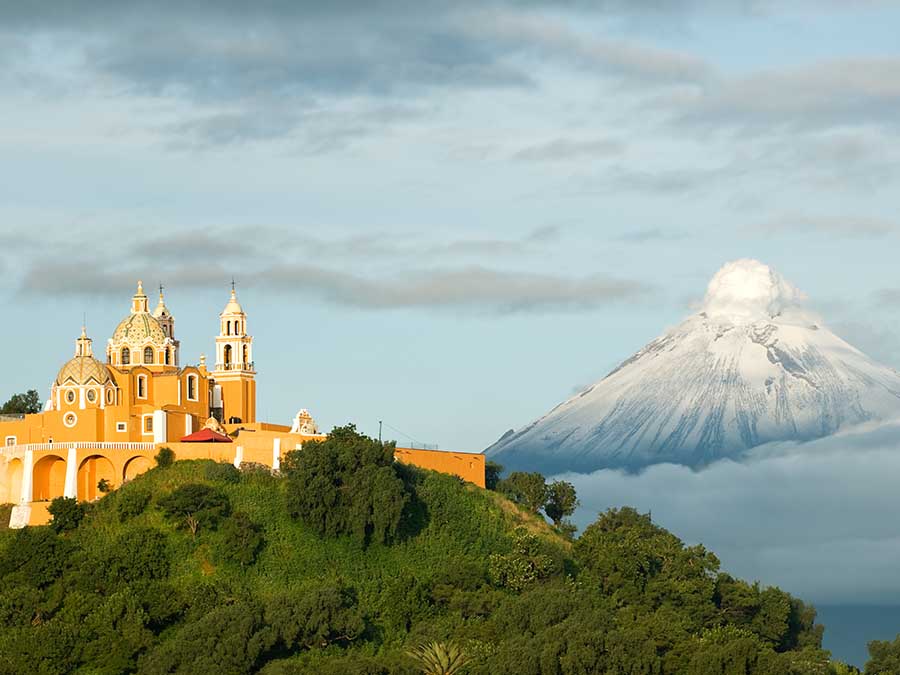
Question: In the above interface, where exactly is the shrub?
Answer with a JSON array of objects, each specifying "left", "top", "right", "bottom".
[
  {"left": 218, "top": 512, "right": 265, "bottom": 567},
  {"left": 158, "top": 483, "right": 231, "bottom": 536},
  {"left": 155, "top": 446, "right": 175, "bottom": 468},
  {"left": 204, "top": 461, "right": 241, "bottom": 484},
  {"left": 485, "top": 461, "right": 504, "bottom": 491},
  {"left": 488, "top": 529, "right": 556, "bottom": 592},
  {"left": 48, "top": 497, "right": 87, "bottom": 533},
  {"left": 117, "top": 488, "right": 151, "bottom": 522},
  {"left": 97, "top": 478, "right": 111, "bottom": 494}
]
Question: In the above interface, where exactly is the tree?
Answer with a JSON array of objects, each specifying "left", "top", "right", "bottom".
[
  {"left": 484, "top": 461, "right": 504, "bottom": 491},
  {"left": 154, "top": 446, "right": 175, "bottom": 468},
  {"left": 48, "top": 496, "right": 87, "bottom": 533},
  {"left": 544, "top": 481, "right": 579, "bottom": 526},
  {"left": 498, "top": 471, "right": 547, "bottom": 513},
  {"left": 0, "top": 389, "right": 41, "bottom": 415},
  {"left": 218, "top": 512, "right": 265, "bottom": 567},
  {"left": 97, "top": 478, "right": 111, "bottom": 494},
  {"left": 866, "top": 634, "right": 900, "bottom": 674},
  {"left": 406, "top": 642, "right": 471, "bottom": 675},
  {"left": 158, "top": 483, "right": 231, "bottom": 536},
  {"left": 283, "top": 424, "right": 409, "bottom": 546}
]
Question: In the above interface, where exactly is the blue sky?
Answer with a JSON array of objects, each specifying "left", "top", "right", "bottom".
[{"left": 2, "top": 0, "right": 900, "bottom": 456}]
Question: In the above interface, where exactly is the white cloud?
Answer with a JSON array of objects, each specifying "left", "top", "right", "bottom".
[{"left": 559, "top": 418, "right": 900, "bottom": 604}]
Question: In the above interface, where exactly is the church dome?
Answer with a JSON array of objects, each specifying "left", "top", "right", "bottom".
[
  {"left": 112, "top": 312, "right": 167, "bottom": 347},
  {"left": 56, "top": 355, "right": 112, "bottom": 386}
]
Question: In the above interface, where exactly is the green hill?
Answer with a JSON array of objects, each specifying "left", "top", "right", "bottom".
[{"left": 0, "top": 426, "right": 863, "bottom": 674}]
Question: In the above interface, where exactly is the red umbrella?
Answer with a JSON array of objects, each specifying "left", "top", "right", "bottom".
[{"left": 180, "top": 428, "right": 233, "bottom": 443}]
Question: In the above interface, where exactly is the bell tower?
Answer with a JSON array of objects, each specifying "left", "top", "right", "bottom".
[{"left": 211, "top": 282, "right": 256, "bottom": 424}]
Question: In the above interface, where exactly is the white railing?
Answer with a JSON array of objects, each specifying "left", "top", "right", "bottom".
[{"left": 2, "top": 442, "right": 156, "bottom": 454}]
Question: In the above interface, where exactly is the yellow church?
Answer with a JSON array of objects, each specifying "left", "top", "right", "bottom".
[{"left": 0, "top": 282, "right": 485, "bottom": 527}]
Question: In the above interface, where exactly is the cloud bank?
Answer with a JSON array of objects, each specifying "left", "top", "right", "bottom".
[{"left": 558, "top": 418, "right": 900, "bottom": 604}]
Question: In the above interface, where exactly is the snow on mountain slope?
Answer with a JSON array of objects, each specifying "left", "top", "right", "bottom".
[{"left": 487, "top": 260, "right": 900, "bottom": 473}]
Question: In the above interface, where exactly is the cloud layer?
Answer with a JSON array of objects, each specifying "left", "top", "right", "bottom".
[{"left": 560, "top": 418, "right": 900, "bottom": 604}]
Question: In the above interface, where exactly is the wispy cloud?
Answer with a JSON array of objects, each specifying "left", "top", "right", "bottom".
[
  {"left": 754, "top": 214, "right": 899, "bottom": 238},
  {"left": 512, "top": 137, "right": 625, "bottom": 162}
]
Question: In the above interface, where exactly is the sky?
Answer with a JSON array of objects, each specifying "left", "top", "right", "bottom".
[{"left": 3, "top": 2, "right": 900, "bottom": 604}]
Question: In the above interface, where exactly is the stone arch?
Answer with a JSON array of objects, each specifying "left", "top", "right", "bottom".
[
  {"left": 123, "top": 455, "right": 153, "bottom": 482},
  {"left": 78, "top": 455, "right": 116, "bottom": 501},
  {"left": 2, "top": 458, "right": 23, "bottom": 503},
  {"left": 33, "top": 454, "right": 67, "bottom": 501}
]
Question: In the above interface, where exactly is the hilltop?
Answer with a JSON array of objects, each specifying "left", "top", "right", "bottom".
[{"left": 0, "top": 426, "right": 862, "bottom": 674}]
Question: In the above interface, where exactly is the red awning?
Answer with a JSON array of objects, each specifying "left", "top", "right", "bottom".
[{"left": 180, "top": 428, "right": 233, "bottom": 443}]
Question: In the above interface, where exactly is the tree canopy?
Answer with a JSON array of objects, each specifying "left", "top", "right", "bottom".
[{"left": 0, "top": 389, "right": 41, "bottom": 415}]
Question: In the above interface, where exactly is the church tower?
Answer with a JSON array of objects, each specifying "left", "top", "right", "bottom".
[
  {"left": 152, "top": 284, "right": 180, "bottom": 367},
  {"left": 211, "top": 283, "right": 256, "bottom": 424}
]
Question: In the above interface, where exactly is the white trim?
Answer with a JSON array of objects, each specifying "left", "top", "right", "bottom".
[
  {"left": 233, "top": 445, "right": 244, "bottom": 469},
  {"left": 184, "top": 414, "right": 193, "bottom": 436},
  {"left": 272, "top": 438, "right": 281, "bottom": 472},
  {"left": 79, "top": 386, "right": 85, "bottom": 410},
  {"left": 153, "top": 410, "right": 167, "bottom": 444},
  {"left": 21, "top": 449, "right": 34, "bottom": 503},
  {"left": 64, "top": 447, "right": 77, "bottom": 499}
]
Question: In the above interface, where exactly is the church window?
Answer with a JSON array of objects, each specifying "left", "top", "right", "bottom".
[
  {"left": 165, "top": 348, "right": 171, "bottom": 365},
  {"left": 66, "top": 390, "right": 76, "bottom": 404},
  {"left": 116, "top": 422, "right": 127, "bottom": 432},
  {"left": 187, "top": 375, "right": 197, "bottom": 401},
  {"left": 137, "top": 375, "right": 147, "bottom": 399},
  {"left": 86, "top": 389, "right": 97, "bottom": 403},
  {"left": 122, "top": 348, "right": 130, "bottom": 365},
  {"left": 144, "top": 416, "right": 153, "bottom": 433},
  {"left": 243, "top": 345, "right": 249, "bottom": 365},
  {"left": 64, "top": 413, "right": 77, "bottom": 428},
  {"left": 226, "top": 321, "right": 231, "bottom": 336},
  {"left": 107, "top": 389, "right": 114, "bottom": 405},
  {"left": 5, "top": 436, "right": 16, "bottom": 447},
  {"left": 144, "top": 347, "right": 154, "bottom": 364},
  {"left": 224, "top": 344, "right": 232, "bottom": 367}
]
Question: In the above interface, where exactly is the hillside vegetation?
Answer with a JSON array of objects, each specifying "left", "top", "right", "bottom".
[{"left": 0, "top": 426, "right": 868, "bottom": 674}]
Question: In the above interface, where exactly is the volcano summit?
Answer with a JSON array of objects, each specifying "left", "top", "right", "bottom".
[{"left": 488, "top": 260, "right": 900, "bottom": 473}]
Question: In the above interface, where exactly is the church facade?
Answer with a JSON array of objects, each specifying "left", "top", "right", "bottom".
[{"left": 0, "top": 282, "right": 485, "bottom": 526}]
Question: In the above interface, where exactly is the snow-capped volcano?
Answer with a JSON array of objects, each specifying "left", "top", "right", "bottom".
[{"left": 487, "top": 259, "right": 900, "bottom": 473}]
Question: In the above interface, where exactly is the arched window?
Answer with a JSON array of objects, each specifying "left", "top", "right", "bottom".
[
  {"left": 122, "top": 348, "right": 130, "bottom": 365},
  {"left": 137, "top": 375, "right": 147, "bottom": 398},
  {"left": 144, "top": 347, "right": 154, "bottom": 364},
  {"left": 165, "top": 348, "right": 171, "bottom": 365},
  {"left": 224, "top": 344, "right": 232, "bottom": 367},
  {"left": 226, "top": 321, "right": 232, "bottom": 336},
  {"left": 243, "top": 344, "right": 248, "bottom": 366}
]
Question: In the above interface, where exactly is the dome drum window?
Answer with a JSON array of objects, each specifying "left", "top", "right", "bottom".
[
  {"left": 86, "top": 389, "right": 97, "bottom": 403},
  {"left": 65, "top": 390, "right": 76, "bottom": 404},
  {"left": 144, "top": 347, "right": 154, "bottom": 364},
  {"left": 122, "top": 348, "right": 130, "bottom": 365}
]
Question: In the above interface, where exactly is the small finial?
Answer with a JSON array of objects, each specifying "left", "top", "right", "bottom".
[
  {"left": 200, "top": 353, "right": 207, "bottom": 366},
  {"left": 137, "top": 280, "right": 144, "bottom": 295},
  {"left": 231, "top": 277, "right": 236, "bottom": 293},
  {"left": 159, "top": 282, "right": 165, "bottom": 299}
]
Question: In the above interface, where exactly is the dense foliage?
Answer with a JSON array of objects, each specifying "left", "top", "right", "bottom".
[{"left": 0, "top": 425, "right": 879, "bottom": 674}]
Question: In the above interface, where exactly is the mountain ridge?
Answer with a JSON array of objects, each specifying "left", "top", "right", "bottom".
[{"left": 487, "top": 260, "right": 900, "bottom": 474}]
